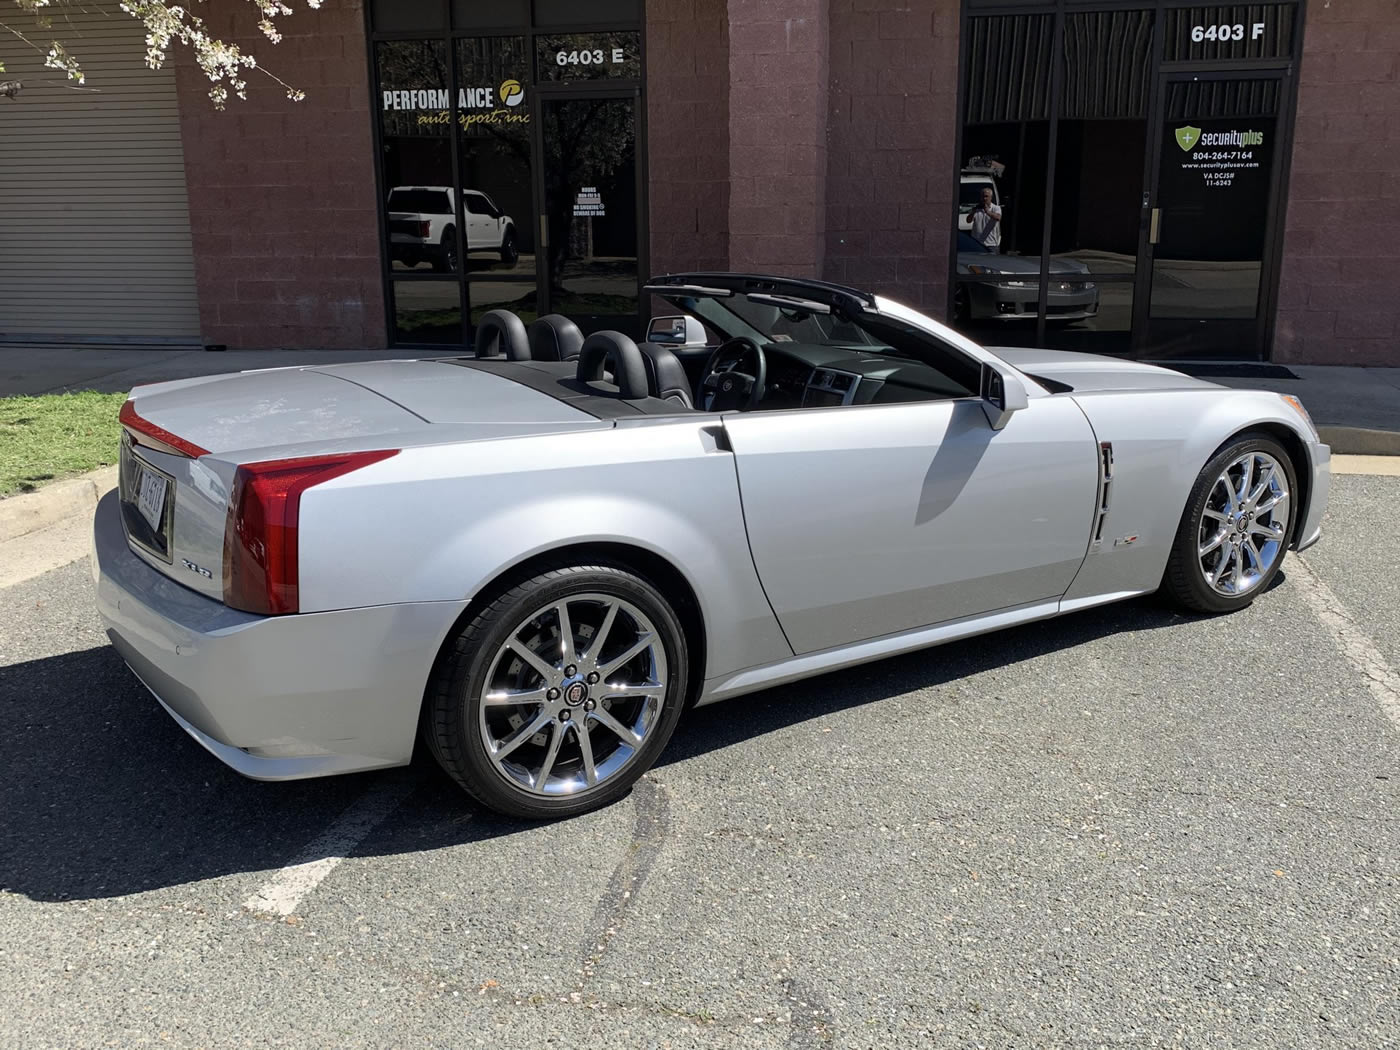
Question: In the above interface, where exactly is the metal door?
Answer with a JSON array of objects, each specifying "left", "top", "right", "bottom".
[{"left": 723, "top": 396, "right": 1100, "bottom": 655}]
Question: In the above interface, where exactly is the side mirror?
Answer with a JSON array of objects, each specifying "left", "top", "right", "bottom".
[
  {"left": 647, "top": 315, "right": 707, "bottom": 348},
  {"left": 979, "top": 362, "right": 1028, "bottom": 430}
]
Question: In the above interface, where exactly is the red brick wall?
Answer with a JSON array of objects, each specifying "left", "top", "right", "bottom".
[
  {"left": 1275, "top": 2, "right": 1400, "bottom": 365},
  {"left": 727, "top": 0, "right": 830, "bottom": 276},
  {"left": 175, "top": 0, "right": 386, "bottom": 349},
  {"left": 824, "top": 0, "right": 958, "bottom": 313},
  {"left": 647, "top": 0, "right": 731, "bottom": 275}
]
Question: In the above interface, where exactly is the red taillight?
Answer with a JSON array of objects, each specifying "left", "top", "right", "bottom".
[
  {"left": 222, "top": 450, "right": 398, "bottom": 615},
  {"left": 417, "top": 221, "right": 431, "bottom": 238},
  {"left": 119, "top": 399, "right": 210, "bottom": 459}
]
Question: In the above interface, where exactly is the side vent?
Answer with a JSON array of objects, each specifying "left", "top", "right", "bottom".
[{"left": 1092, "top": 442, "right": 1114, "bottom": 547}]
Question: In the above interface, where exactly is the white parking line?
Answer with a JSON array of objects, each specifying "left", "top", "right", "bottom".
[
  {"left": 243, "top": 775, "right": 421, "bottom": 918},
  {"left": 1292, "top": 555, "right": 1400, "bottom": 731}
]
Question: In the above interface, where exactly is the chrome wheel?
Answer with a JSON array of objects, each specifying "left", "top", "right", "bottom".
[
  {"left": 1197, "top": 450, "right": 1290, "bottom": 596},
  {"left": 477, "top": 594, "right": 668, "bottom": 797}
]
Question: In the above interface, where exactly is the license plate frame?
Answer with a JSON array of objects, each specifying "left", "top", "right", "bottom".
[{"left": 119, "top": 436, "right": 176, "bottom": 563}]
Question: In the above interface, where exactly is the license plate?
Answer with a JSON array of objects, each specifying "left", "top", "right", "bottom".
[{"left": 136, "top": 465, "right": 168, "bottom": 532}]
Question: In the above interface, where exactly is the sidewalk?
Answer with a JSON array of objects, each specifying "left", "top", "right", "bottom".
[
  {"left": 2, "top": 344, "right": 1397, "bottom": 453},
  {"left": 1198, "top": 364, "right": 1400, "bottom": 456}
]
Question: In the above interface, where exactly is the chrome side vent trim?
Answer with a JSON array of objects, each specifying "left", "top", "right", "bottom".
[{"left": 1092, "top": 441, "right": 1114, "bottom": 546}]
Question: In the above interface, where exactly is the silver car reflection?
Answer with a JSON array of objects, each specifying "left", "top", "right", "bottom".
[{"left": 956, "top": 251, "right": 1100, "bottom": 323}]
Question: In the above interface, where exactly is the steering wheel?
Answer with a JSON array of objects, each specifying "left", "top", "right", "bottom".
[{"left": 700, "top": 337, "right": 767, "bottom": 411}]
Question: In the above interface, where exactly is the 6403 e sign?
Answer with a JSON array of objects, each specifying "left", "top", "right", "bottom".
[{"left": 1164, "top": 5, "right": 1297, "bottom": 62}]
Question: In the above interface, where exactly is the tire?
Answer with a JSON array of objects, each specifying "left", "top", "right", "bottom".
[
  {"left": 1162, "top": 432, "right": 1297, "bottom": 614},
  {"left": 952, "top": 284, "right": 970, "bottom": 324},
  {"left": 422, "top": 563, "right": 689, "bottom": 819},
  {"left": 499, "top": 228, "right": 518, "bottom": 268},
  {"left": 433, "top": 230, "right": 457, "bottom": 273}
]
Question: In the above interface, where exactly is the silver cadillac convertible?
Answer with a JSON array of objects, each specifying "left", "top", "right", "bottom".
[{"left": 94, "top": 272, "right": 1330, "bottom": 818}]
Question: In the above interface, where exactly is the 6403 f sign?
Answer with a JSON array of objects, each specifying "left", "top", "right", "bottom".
[{"left": 1163, "top": 4, "right": 1297, "bottom": 62}]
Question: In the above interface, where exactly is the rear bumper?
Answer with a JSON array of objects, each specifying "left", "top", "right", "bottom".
[
  {"left": 92, "top": 490, "right": 467, "bottom": 781},
  {"left": 1294, "top": 441, "right": 1330, "bottom": 553}
]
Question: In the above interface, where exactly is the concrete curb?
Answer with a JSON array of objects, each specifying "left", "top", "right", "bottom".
[
  {"left": 0, "top": 465, "right": 118, "bottom": 544},
  {"left": 1317, "top": 426, "right": 1400, "bottom": 457}
]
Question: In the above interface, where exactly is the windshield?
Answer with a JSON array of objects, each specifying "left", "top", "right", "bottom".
[
  {"left": 696, "top": 294, "right": 880, "bottom": 348},
  {"left": 388, "top": 189, "right": 451, "bottom": 214}
]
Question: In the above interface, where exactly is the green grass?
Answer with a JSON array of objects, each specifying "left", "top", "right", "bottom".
[{"left": 0, "top": 391, "right": 127, "bottom": 497}]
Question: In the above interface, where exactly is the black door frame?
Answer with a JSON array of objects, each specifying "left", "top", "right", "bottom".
[
  {"left": 1132, "top": 65, "right": 1297, "bottom": 359},
  {"left": 363, "top": 3, "right": 648, "bottom": 349},
  {"left": 531, "top": 80, "right": 648, "bottom": 331}
]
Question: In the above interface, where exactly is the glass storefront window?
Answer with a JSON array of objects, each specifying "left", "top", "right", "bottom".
[
  {"left": 455, "top": 37, "right": 535, "bottom": 276},
  {"left": 452, "top": 0, "right": 527, "bottom": 29},
  {"left": 469, "top": 281, "right": 538, "bottom": 328},
  {"left": 957, "top": 2, "right": 1302, "bottom": 359},
  {"left": 377, "top": 41, "right": 454, "bottom": 274},
  {"left": 1161, "top": 4, "right": 1297, "bottom": 62},
  {"left": 541, "top": 96, "right": 640, "bottom": 329},
  {"left": 371, "top": 0, "right": 443, "bottom": 32},
  {"left": 1148, "top": 79, "right": 1280, "bottom": 323},
  {"left": 1049, "top": 11, "right": 1152, "bottom": 278},
  {"left": 954, "top": 14, "right": 1053, "bottom": 344},
  {"left": 393, "top": 280, "right": 462, "bottom": 344},
  {"left": 535, "top": 33, "right": 642, "bottom": 82},
  {"left": 369, "top": 4, "right": 646, "bottom": 346},
  {"left": 533, "top": 0, "right": 640, "bottom": 27}
]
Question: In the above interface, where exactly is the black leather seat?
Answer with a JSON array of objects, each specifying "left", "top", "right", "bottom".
[
  {"left": 576, "top": 331, "right": 649, "bottom": 400},
  {"left": 639, "top": 344, "right": 695, "bottom": 409},
  {"left": 474, "top": 309, "right": 531, "bottom": 361},
  {"left": 527, "top": 314, "right": 585, "bottom": 362}
]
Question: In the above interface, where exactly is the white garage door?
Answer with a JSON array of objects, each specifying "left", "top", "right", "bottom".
[{"left": 0, "top": 3, "right": 200, "bottom": 344}]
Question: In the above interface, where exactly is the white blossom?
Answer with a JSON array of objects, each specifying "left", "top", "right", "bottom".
[{"left": 4, "top": 0, "right": 320, "bottom": 107}]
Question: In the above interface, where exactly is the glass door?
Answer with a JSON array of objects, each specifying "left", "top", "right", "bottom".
[
  {"left": 538, "top": 92, "right": 642, "bottom": 336},
  {"left": 1139, "top": 72, "right": 1288, "bottom": 358}
]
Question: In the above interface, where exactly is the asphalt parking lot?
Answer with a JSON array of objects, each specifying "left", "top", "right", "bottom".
[{"left": 2, "top": 473, "right": 1397, "bottom": 1049}]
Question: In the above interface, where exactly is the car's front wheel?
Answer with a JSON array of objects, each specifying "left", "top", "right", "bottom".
[
  {"left": 1162, "top": 432, "right": 1296, "bottom": 614},
  {"left": 499, "top": 228, "right": 518, "bottom": 267},
  {"left": 423, "top": 563, "right": 689, "bottom": 818}
]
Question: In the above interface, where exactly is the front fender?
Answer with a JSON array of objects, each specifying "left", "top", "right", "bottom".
[
  {"left": 295, "top": 421, "right": 792, "bottom": 680},
  {"left": 1064, "top": 388, "right": 1325, "bottom": 602}
]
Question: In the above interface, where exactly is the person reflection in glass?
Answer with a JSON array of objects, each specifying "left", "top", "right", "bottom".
[{"left": 970, "top": 187, "right": 1002, "bottom": 254}]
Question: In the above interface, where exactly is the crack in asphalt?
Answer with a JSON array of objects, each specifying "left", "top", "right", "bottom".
[{"left": 577, "top": 774, "right": 672, "bottom": 988}]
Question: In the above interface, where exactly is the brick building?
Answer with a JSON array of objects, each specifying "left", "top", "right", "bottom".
[{"left": 1, "top": 0, "right": 1395, "bottom": 364}]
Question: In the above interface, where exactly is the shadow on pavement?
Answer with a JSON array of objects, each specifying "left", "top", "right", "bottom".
[{"left": 0, "top": 594, "right": 1210, "bottom": 903}]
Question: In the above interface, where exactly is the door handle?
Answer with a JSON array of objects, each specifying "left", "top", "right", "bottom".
[
  {"left": 539, "top": 215, "right": 548, "bottom": 248},
  {"left": 1149, "top": 208, "right": 1161, "bottom": 245}
]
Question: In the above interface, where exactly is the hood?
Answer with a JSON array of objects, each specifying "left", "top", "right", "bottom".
[
  {"left": 957, "top": 254, "right": 1091, "bottom": 276},
  {"left": 987, "top": 348, "right": 1223, "bottom": 394}
]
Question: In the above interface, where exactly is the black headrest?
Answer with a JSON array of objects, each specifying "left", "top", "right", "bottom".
[
  {"left": 639, "top": 344, "right": 694, "bottom": 409},
  {"left": 474, "top": 310, "right": 530, "bottom": 361},
  {"left": 576, "top": 331, "right": 648, "bottom": 399},
  {"left": 527, "top": 314, "right": 585, "bottom": 362}
]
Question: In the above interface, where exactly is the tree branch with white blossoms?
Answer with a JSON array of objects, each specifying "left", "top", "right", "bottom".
[{"left": 2, "top": 0, "right": 323, "bottom": 107}]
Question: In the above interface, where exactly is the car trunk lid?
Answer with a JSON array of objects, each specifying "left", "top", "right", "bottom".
[{"left": 117, "top": 361, "right": 599, "bottom": 602}]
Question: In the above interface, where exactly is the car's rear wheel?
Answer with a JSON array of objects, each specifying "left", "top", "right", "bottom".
[
  {"left": 1162, "top": 433, "right": 1296, "bottom": 614},
  {"left": 423, "top": 563, "right": 688, "bottom": 818},
  {"left": 434, "top": 230, "right": 457, "bottom": 273}
]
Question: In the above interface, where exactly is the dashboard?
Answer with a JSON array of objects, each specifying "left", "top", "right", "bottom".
[{"left": 759, "top": 343, "right": 973, "bottom": 409}]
